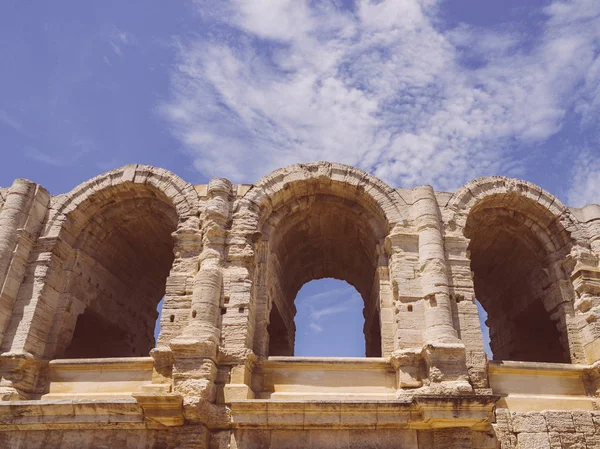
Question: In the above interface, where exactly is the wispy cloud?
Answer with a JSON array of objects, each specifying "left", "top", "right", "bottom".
[
  {"left": 0, "top": 110, "right": 26, "bottom": 135},
  {"left": 309, "top": 322, "right": 324, "bottom": 334},
  {"left": 301, "top": 286, "right": 358, "bottom": 304},
  {"left": 162, "top": 0, "right": 600, "bottom": 192},
  {"left": 568, "top": 146, "right": 600, "bottom": 206},
  {"left": 311, "top": 303, "right": 354, "bottom": 321},
  {"left": 295, "top": 284, "right": 363, "bottom": 333},
  {"left": 107, "top": 27, "right": 135, "bottom": 57},
  {"left": 23, "top": 138, "right": 93, "bottom": 168}
]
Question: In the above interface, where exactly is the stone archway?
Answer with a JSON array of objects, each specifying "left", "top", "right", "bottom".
[
  {"left": 1, "top": 165, "right": 200, "bottom": 360},
  {"left": 228, "top": 162, "right": 404, "bottom": 359},
  {"left": 448, "top": 176, "right": 585, "bottom": 363}
]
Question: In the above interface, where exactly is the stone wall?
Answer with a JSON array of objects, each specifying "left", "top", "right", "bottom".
[
  {"left": 494, "top": 409, "right": 600, "bottom": 449},
  {"left": 0, "top": 162, "right": 599, "bottom": 448}
]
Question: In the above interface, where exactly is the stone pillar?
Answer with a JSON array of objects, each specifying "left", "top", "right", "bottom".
[
  {"left": 374, "top": 243, "right": 396, "bottom": 358},
  {"left": 387, "top": 229, "right": 422, "bottom": 351},
  {"left": 569, "top": 247, "right": 600, "bottom": 364},
  {"left": 219, "top": 192, "right": 262, "bottom": 403},
  {"left": 169, "top": 178, "right": 234, "bottom": 420},
  {"left": 443, "top": 234, "right": 489, "bottom": 392},
  {"left": 173, "top": 267, "right": 223, "bottom": 358},
  {"left": 0, "top": 180, "right": 49, "bottom": 342},
  {"left": 542, "top": 265, "right": 585, "bottom": 364},
  {"left": 411, "top": 186, "right": 470, "bottom": 393},
  {"left": 249, "top": 241, "right": 270, "bottom": 358},
  {"left": 412, "top": 186, "right": 458, "bottom": 344},
  {"left": 0, "top": 181, "right": 31, "bottom": 288},
  {"left": 220, "top": 259, "right": 257, "bottom": 401},
  {"left": 0, "top": 179, "right": 50, "bottom": 400}
]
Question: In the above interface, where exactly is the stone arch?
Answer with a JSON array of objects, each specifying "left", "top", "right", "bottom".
[
  {"left": 37, "top": 165, "right": 200, "bottom": 359},
  {"left": 245, "top": 161, "right": 406, "bottom": 227},
  {"left": 448, "top": 176, "right": 585, "bottom": 363},
  {"left": 44, "top": 164, "right": 199, "bottom": 240},
  {"left": 230, "top": 162, "right": 404, "bottom": 358}
]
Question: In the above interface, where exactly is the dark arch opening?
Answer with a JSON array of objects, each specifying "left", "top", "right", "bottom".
[
  {"left": 56, "top": 193, "right": 177, "bottom": 358},
  {"left": 265, "top": 191, "right": 386, "bottom": 358},
  {"left": 466, "top": 195, "right": 571, "bottom": 363}
]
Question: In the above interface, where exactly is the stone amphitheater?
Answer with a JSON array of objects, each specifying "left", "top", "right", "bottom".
[{"left": 0, "top": 162, "right": 600, "bottom": 448}]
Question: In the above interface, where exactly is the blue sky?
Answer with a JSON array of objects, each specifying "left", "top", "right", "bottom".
[
  {"left": 2, "top": 0, "right": 599, "bottom": 358},
  {"left": 294, "top": 280, "right": 366, "bottom": 357}
]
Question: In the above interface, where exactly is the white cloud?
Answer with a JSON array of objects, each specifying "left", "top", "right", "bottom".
[
  {"left": 163, "top": 0, "right": 600, "bottom": 191},
  {"left": 567, "top": 148, "right": 600, "bottom": 207}
]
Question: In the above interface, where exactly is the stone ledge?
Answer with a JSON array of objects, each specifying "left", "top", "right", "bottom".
[
  {"left": 488, "top": 360, "right": 596, "bottom": 412},
  {"left": 488, "top": 360, "right": 590, "bottom": 374},
  {"left": 0, "top": 398, "right": 152, "bottom": 430},
  {"left": 132, "top": 393, "right": 184, "bottom": 427},
  {"left": 258, "top": 357, "right": 396, "bottom": 401},
  {"left": 42, "top": 357, "right": 155, "bottom": 400},
  {"left": 262, "top": 356, "right": 391, "bottom": 371},
  {"left": 48, "top": 357, "right": 154, "bottom": 369},
  {"left": 229, "top": 395, "right": 499, "bottom": 430}
]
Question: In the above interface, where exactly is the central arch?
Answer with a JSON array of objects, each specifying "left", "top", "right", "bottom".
[
  {"left": 266, "top": 192, "right": 385, "bottom": 356},
  {"left": 242, "top": 163, "right": 402, "bottom": 359}
]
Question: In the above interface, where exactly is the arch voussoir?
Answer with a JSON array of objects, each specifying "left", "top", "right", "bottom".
[{"left": 43, "top": 165, "right": 200, "bottom": 240}]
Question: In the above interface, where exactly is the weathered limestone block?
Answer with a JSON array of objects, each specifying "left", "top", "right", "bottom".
[
  {"left": 516, "top": 432, "right": 551, "bottom": 449},
  {"left": 0, "top": 351, "right": 48, "bottom": 400},
  {"left": 572, "top": 411, "right": 595, "bottom": 435},
  {"left": 390, "top": 348, "right": 424, "bottom": 389},
  {"left": 559, "top": 432, "right": 586, "bottom": 449},
  {"left": 544, "top": 411, "right": 575, "bottom": 433},
  {"left": 511, "top": 412, "right": 547, "bottom": 433}
]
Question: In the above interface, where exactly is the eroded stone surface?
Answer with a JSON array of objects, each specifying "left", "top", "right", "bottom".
[{"left": 0, "top": 162, "right": 599, "bottom": 448}]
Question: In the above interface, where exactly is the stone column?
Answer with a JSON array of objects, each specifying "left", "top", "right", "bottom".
[
  {"left": 249, "top": 241, "right": 269, "bottom": 358},
  {"left": 412, "top": 186, "right": 458, "bottom": 344},
  {"left": 411, "top": 186, "right": 470, "bottom": 393},
  {"left": 169, "top": 178, "right": 232, "bottom": 426},
  {"left": 569, "top": 247, "right": 600, "bottom": 364},
  {"left": 541, "top": 258, "right": 586, "bottom": 364},
  {"left": 444, "top": 234, "right": 490, "bottom": 392},
  {"left": 219, "top": 191, "right": 262, "bottom": 403},
  {"left": 0, "top": 179, "right": 50, "bottom": 399},
  {"left": 0, "top": 180, "right": 32, "bottom": 288},
  {"left": 375, "top": 244, "right": 396, "bottom": 358}
]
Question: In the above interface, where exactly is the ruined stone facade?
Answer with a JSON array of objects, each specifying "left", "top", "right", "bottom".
[{"left": 1, "top": 162, "right": 600, "bottom": 448}]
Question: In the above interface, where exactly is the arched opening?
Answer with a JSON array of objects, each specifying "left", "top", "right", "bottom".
[
  {"left": 466, "top": 194, "right": 572, "bottom": 363},
  {"left": 264, "top": 189, "right": 387, "bottom": 358},
  {"left": 56, "top": 191, "right": 177, "bottom": 358},
  {"left": 293, "top": 279, "right": 365, "bottom": 357}
]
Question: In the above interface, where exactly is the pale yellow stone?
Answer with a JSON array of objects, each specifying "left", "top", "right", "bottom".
[{"left": 0, "top": 163, "right": 599, "bottom": 448}]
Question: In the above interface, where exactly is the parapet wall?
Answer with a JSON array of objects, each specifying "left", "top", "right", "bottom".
[{"left": 0, "top": 162, "right": 599, "bottom": 448}]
